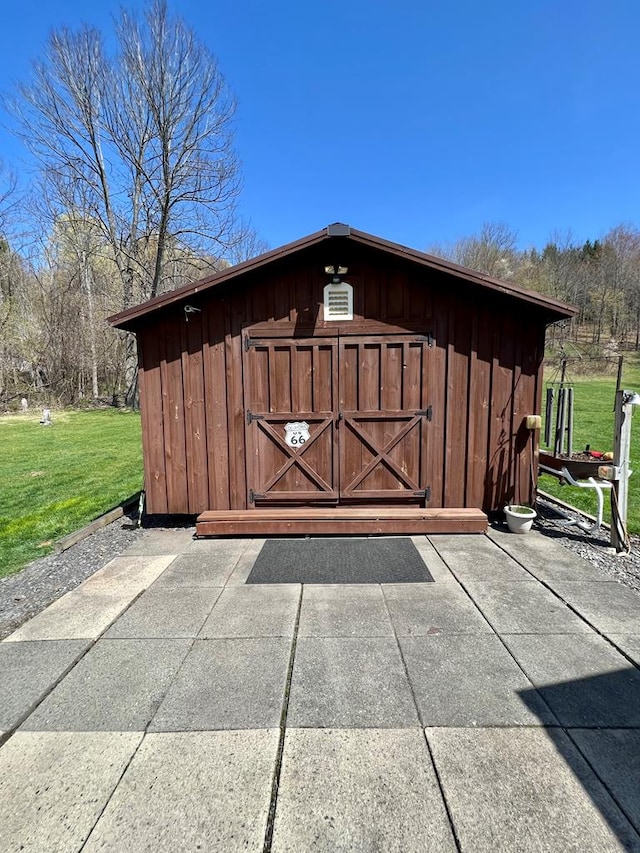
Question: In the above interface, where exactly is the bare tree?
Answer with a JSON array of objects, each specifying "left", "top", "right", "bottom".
[
  {"left": 49, "top": 214, "right": 105, "bottom": 400},
  {"left": 225, "top": 221, "right": 270, "bottom": 265},
  {"left": 9, "top": 0, "right": 242, "bottom": 404},
  {"left": 0, "top": 164, "right": 24, "bottom": 404},
  {"left": 0, "top": 162, "right": 19, "bottom": 313},
  {"left": 428, "top": 222, "right": 519, "bottom": 280},
  {"left": 598, "top": 225, "right": 640, "bottom": 343}
]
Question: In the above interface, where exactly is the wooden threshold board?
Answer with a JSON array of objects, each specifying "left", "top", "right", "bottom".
[{"left": 196, "top": 507, "right": 487, "bottom": 536}]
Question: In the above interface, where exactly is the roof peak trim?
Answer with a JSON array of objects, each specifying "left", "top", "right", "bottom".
[{"left": 109, "top": 224, "right": 577, "bottom": 329}]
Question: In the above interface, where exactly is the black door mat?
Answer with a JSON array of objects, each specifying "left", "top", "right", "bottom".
[{"left": 246, "top": 538, "right": 434, "bottom": 584}]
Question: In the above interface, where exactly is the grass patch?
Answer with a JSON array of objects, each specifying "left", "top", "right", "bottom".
[
  {"left": 0, "top": 409, "right": 142, "bottom": 578},
  {"left": 540, "top": 358, "right": 640, "bottom": 533}
]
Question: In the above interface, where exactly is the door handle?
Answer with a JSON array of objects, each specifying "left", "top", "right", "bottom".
[{"left": 337, "top": 412, "right": 344, "bottom": 422}]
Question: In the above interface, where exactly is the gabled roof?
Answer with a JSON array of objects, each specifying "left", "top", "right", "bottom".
[{"left": 109, "top": 223, "right": 577, "bottom": 329}]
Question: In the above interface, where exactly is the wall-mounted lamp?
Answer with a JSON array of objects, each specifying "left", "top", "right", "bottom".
[
  {"left": 184, "top": 304, "right": 201, "bottom": 322},
  {"left": 324, "top": 265, "right": 348, "bottom": 276}
]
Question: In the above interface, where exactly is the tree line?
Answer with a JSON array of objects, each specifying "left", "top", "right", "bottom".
[{"left": 429, "top": 222, "right": 640, "bottom": 356}]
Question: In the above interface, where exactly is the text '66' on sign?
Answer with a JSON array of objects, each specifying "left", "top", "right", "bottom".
[{"left": 284, "top": 421, "right": 310, "bottom": 448}]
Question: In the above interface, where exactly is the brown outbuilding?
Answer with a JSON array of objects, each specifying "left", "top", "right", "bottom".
[{"left": 109, "top": 224, "right": 576, "bottom": 536}]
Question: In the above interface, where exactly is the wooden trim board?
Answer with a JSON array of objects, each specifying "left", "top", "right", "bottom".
[{"left": 195, "top": 507, "right": 487, "bottom": 536}]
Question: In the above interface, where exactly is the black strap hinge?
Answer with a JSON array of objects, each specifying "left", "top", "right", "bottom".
[
  {"left": 244, "top": 336, "right": 255, "bottom": 351},
  {"left": 416, "top": 405, "right": 433, "bottom": 421},
  {"left": 246, "top": 409, "right": 264, "bottom": 424},
  {"left": 248, "top": 489, "right": 265, "bottom": 503},
  {"left": 416, "top": 331, "right": 434, "bottom": 347},
  {"left": 413, "top": 486, "right": 431, "bottom": 502}
]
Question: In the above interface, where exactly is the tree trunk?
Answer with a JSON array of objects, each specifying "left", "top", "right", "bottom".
[
  {"left": 124, "top": 332, "right": 139, "bottom": 409},
  {"left": 82, "top": 253, "right": 100, "bottom": 399}
]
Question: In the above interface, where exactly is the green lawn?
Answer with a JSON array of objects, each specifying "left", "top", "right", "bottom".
[
  {"left": 0, "top": 409, "right": 142, "bottom": 578},
  {"left": 539, "top": 359, "right": 640, "bottom": 533}
]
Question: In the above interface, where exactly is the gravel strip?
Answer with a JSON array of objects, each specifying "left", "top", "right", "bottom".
[
  {"left": 534, "top": 497, "right": 640, "bottom": 593},
  {"left": 0, "top": 511, "right": 147, "bottom": 640},
  {"left": 1, "top": 501, "right": 638, "bottom": 640}
]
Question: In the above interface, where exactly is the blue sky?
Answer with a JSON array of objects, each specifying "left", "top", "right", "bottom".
[{"left": 0, "top": 0, "right": 638, "bottom": 253}]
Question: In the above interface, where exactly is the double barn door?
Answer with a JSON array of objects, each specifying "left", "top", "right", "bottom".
[{"left": 243, "top": 335, "right": 433, "bottom": 506}]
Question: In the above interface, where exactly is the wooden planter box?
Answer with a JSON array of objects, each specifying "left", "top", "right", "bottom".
[{"left": 539, "top": 451, "right": 604, "bottom": 480}]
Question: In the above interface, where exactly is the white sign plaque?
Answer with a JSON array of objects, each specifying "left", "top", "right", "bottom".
[{"left": 284, "top": 421, "right": 310, "bottom": 448}]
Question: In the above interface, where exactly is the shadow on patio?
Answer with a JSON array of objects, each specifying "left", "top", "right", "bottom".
[{"left": 519, "top": 667, "right": 640, "bottom": 849}]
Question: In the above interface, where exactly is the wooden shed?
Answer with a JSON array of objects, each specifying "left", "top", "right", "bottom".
[{"left": 110, "top": 224, "right": 576, "bottom": 536}]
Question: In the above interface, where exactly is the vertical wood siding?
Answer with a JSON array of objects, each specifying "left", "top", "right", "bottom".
[
  {"left": 427, "top": 294, "right": 448, "bottom": 507},
  {"left": 137, "top": 249, "right": 546, "bottom": 515},
  {"left": 181, "top": 313, "right": 208, "bottom": 512},
  {"left": 466, "top": 306, "right": 492, "bottom": 509},
  {"left": 138, "top": 328, "right": 168, "bottom": 513},
  {"left": 160, "top": 318, "right": 189, "bottom": 514},
  {"left": 203, "top": 304, "right": 230, "bottom": 510},
  {"left": 444, "top": 303, "right": 471, "bottom": 507},
  {"left": 226, "top": 294, "right": 248, "bottom": 510}
]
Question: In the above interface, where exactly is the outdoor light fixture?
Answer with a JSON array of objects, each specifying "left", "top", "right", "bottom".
[
  {"left": 184, "top": 304, "right": 201, "bottom": 322},
  {"left": 324, "top": 265, "right": 348, "bottom": 275}
]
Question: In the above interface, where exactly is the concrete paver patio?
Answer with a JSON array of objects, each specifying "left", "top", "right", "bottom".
[{"left": 1, "top": 528, "right": 640, "bottom": 851}]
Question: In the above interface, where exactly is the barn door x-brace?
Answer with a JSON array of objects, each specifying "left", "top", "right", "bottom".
[{"left": 243, "top": 334, "right": 433, "bottom": 506}]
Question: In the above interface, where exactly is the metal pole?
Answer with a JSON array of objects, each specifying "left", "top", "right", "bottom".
[
  {"left": 560, "top": 357, "right": 567, "bottom": 387},
  {"left": 544, "top": 387, "right": 554, "bottom": 448},
  {"left": 554, "top": 387, "right": 562, "bottom": 456},
  {"left": 558, "top": 357, "right": 568, "bottom": 457},
  {"left": 615, "top": 356, "right": 624, "bottom": 402},
  {"left": 566, "top": 387, "right": 574, "bottom": 458},
  {"left": 611, "top": 389, "right": 633, "bottom": 552},
  {"left": 558, "top": 388, "right": 567, "bottom": 457}
]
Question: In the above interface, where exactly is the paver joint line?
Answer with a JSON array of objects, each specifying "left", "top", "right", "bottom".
[
  {"left": 262, "top": 584, "right": 304, "bottom": 853},
  {"left": 0, "top": 587, "right": 150, "bottom": 744},
  {"left": 424, "top": 536, "right": 499, "bottom": 630},
  {"left": 484, "top": 530, "right": 640, "bottom": 669},
  {"left": 427, "top": 537, "right": 567, "bottom": 727},
  {"left": 380, "top": 586, "right": 425, "bottom": 729},
  {"left": 79, "top": 735, "right": 146, "bottom": 853},
  {"left": 434, "top": 529, "right": 640, "bottom": 843},
  {"left": 379, "top": 585, "right": 463, "bottom": 852},
  {"left": 131, "top": 592, "right": 208, "bottom": 736},
  {"left": 563, "top": 727, "right": 640, "bottom": 840},
  {"left": 421, "top": 728, "right": 464, "bottom": 853}
]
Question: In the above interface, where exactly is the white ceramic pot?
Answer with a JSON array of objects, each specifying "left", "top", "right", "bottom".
[{"left": 504, "top": 504, "right": 537, "bottom": 534}]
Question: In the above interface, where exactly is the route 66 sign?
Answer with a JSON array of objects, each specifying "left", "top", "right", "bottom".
[{"left": 284, "top": 421, "right": 310, "bottom": 448}]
